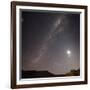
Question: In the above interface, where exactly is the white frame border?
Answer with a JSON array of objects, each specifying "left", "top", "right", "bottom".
[{"left": 16, "top": 5, "right": 85, "bottom": 85}]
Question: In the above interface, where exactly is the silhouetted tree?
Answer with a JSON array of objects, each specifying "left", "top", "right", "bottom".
[{"left": 65, "top": 69, "right": 80, "bottom": 76}]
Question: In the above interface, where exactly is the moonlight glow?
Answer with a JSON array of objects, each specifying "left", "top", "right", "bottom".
[{"left": 67, "top": 50, "right": 71, "bottom": 55}]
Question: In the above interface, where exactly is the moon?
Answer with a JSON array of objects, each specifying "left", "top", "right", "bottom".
[{"left": 66, "top": 50, "right": 71, "bottom": 56}]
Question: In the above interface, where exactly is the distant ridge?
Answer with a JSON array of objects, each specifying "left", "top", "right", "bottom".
[
  {"left": 22, "top": 69, "right": 80, "bottom": 78},
  {"left": 22, "top": 70, "right": 55, "bottom": 78}
]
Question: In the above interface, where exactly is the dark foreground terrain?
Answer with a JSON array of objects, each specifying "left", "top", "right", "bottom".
[{"left": 22, "top": 69, "right": 80, "bottom": 78}]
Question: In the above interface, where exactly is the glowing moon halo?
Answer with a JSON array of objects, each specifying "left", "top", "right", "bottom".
[{"left": 66, "top": 50, "right": 71, "bottom": 56}]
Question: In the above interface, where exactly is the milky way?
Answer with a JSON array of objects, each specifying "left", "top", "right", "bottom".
[
  {"left": 21, "top": 10, "right": 80, "bottom": 74},
  {"left": 32, "top": 15, "right": 66, "bottom": 63}
]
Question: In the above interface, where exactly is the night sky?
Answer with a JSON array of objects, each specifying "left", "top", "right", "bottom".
[{"left": 21, "top": 10, "right": 80, "bottom": 75}]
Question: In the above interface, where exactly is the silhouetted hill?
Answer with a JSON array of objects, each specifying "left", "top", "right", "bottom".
[
  {"left": 22, "top": 70, "right": 65, "bottom": 78},
  {"left": 22, "top": 69, "right": 80, "bottom": 78}
]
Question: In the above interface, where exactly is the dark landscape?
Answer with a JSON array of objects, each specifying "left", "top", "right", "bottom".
[{"left": 22, "top": 69, "right": 80, "bottom": 78}]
